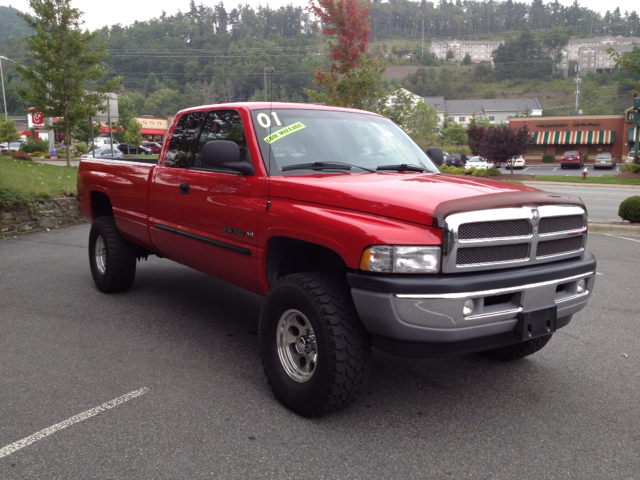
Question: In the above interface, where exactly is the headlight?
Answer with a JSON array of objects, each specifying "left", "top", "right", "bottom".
[{"left": 360, "top": 246, "right": 441, "bottom": 274}]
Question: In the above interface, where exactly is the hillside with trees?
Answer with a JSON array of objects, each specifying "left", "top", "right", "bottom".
[{"left": 0, "top": 0, "right": 638, "bottom": 118}]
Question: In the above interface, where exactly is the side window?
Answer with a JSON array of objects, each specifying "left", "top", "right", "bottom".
[
  {"left": 164, "top": 112, "right": 207, "bottom": 168},
  {"left": 192, "top": 110, "right": 251, "bottom": 170}
]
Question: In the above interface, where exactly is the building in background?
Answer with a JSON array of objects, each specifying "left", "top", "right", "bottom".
[
  {"left": 560, "top": 35, "right": 639, "bottom": 75},
  {"left": 135, "top": 115, "right": 169, "bottom": 142},
  {"left": 429, "top": 40, "right": 502, "bottom": 63},
  {"left": 510, "top": 110, "right": 636, "bottom": 159},
  {"left": 423, "top": 97, "right": 542, "bottom": 126}
]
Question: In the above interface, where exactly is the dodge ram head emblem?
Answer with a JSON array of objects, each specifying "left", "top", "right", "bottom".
[{"left": 531, "top": 208, "right": 540, "bottom": 222}]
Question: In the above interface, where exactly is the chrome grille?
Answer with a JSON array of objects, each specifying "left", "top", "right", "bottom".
[
  {"left": 537, "top": 236, "right": 584, "bottom": 258},
  {"left": 457, "top": 243, "right": 529, "bottom": 265},
  {"left": 539, "top": 215, "right": 585, "bottom": 234},
  {"left": 442, "top": 205, "right": 587, "bottom": 273},
  {"left": 458, "top": 219, "right": 531, "bottom": 240}
]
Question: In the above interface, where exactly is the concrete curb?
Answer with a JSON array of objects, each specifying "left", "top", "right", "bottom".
[{"left": 588, "top": 222, "right": 640, "bottom": 237}]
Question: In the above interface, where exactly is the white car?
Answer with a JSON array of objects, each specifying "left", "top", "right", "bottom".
[
  {"left": 81, "top": 148, "right": 123, "bottom": 159},
  {"left": 466, "top": 156, "right": 494, "bottom": 170},
  {"left": 8, "top": 142, "right": 23, "bottom": 151},
  {"left": 626, "top": 151, "right": 637, "bottom": 165},
  {"left": 506, "top": 155, "right": 526, "bottom": 169}
]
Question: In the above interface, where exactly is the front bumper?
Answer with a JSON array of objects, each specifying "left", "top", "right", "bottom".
[{"left": 348, "top": 252, "right": 596, "bottom": 357}]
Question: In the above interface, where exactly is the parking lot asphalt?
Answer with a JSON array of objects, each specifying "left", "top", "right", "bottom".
[{"left": 1, "top": 226, "right": 639, "bottom": 479}]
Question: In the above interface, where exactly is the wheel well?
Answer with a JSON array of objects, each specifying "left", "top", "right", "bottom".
[
  {"left": 91, "top": 191, "right": 113, "bottom": 218},
  {"left": 265, "top": 237, "right": 348, "bottom": 288}
]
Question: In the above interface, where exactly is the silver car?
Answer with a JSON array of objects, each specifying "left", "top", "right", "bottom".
[
  {"left": 594, "top": 152, "right": 615, "bottom": 169},
  {"left": 81, "top": 148, "right": 123, "bottom": 159}
]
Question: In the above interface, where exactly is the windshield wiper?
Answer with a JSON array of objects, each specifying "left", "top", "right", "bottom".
[
  {"left": 281, "top": 161, "right": 375, "bottom": 172},
  {"left": 376, "top": 164, "right": 426, "bottom": 172}
]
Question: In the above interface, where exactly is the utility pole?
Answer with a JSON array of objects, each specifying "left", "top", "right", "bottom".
[
  {"left": 0, "top": 58, "right": 7, "bottom": 121},
  {"left": 574, "top": 65, "right": 582, "bottom": 112},
  {"left": 422, "top": 19, "right": 424, "bottom": 57}
]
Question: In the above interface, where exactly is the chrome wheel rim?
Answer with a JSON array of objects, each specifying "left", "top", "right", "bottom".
[
  {"left": 276, "top": 309, "right": 317, "bottom": 383},
  {"left": 95, "top": 235, "right": 107, "bottom": 275}
]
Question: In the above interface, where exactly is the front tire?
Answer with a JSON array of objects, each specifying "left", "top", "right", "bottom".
[
  {"left": 89, "top": 216, "right": 137, "bottom": 293},
  {"left": 481, "top": 334, "right": 553, "bottom": 361},
  {"left": 259, "top": 273, "right": 372, "bottom": 417}
]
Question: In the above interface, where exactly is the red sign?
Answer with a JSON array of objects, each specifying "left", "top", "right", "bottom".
[{"left": 32, "top": 112, "right": 44, "bottom": 125}]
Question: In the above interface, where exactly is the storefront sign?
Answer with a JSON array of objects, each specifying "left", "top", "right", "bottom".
[
  {"left": 573, "top": 121, "right": 599, "bottom": 126},
  {"left": 537, "top": 122, "right": 568, "bottom": 127}
]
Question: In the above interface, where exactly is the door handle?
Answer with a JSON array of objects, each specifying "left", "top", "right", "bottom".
[{"left": 179, "top": 183, "right": 190, "bottom": 195}]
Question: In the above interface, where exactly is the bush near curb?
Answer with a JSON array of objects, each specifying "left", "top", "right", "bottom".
[
  {"left": 472, "top": 167, "right": 502, "bottom": 177},
  {"left": 542, "top": 154, "right": 555, "bottom": 163},
  {"left": 622, "top": 163, "right": 640, "bottom": 174},
  {"left": 618, "top": 196, "right": 640, "bottom": 223}
]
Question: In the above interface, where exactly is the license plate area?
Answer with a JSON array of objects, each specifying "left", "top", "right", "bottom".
[{"left": 514, "top": 306, "right": 557, "bottom": 341}]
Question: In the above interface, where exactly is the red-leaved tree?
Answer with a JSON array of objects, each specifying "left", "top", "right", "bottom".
[
  {"left": 478, "top": 124, "right": 531, "bottom": 173},
  {"left": 466, "top": 124, "right": 487, "bottom": 155},
  {"left": 306, "top": 0, "right": 386, "bottom": 110}
]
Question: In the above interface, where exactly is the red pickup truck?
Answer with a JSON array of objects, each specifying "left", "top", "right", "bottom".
[{"left": 78, "top": 102, "right": 596, "bottom": 416}]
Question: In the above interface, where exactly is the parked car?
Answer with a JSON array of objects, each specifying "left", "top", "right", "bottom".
[
  {"left": 117, "top": 144, "right": 152, "bottom": 155},
  {"left": 593, "top": 152, "right": 616, "bottom": 169},
  {"left": 0, "top": 142, "right": 7, "bottom": 150},
  {"left": 444, "top": 153, "right": 468, "bottom": 167},
  {"left": 54, "top": 142, "right": 66, "bottom": 150},
  {"left": 560, "top": 151, "right": 584, "bottom": 169},
  {"left": 505, "top": 155, "right": 526, "bottom": 169},
  {"left": 626, "top": 151, "right": 637, "bottom": 165},
  {"left": 141, "top": 141, "right": 162, "bottom": 154},
  {"left": 81, "top": 148, "right": 123, "bottom": 159},
  {"left": 8, "top": 142, "right": 23, "bottom": 151},
  {"left": 466, "top": 156, "right": 494, "bottom": 170}
]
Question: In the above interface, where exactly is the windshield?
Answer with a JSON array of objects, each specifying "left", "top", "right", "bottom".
[
  {"left": 250, "top": 108, "right": 440, "bottom": 175},
  {"left": 468, "top": 156, "right": 484, "bottom": 162},
  {"left": 596, "top": 153, "right": 610, "bottom": 159},
  {"left": 565, "top": 151, "right": 578, "bottom": 156}
]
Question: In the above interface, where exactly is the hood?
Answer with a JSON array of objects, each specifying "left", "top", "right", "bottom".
[{"left": 270, "top": 173, "right": 583, "bottom": 227}]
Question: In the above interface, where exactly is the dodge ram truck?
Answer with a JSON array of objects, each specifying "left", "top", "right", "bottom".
[{"left": 77, "top": 102, "right": 596, "bottom": 416}]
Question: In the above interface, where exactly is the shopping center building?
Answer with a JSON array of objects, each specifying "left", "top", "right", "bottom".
[{"left": 509, "top": 110, "right": 636, "bottom": 160}]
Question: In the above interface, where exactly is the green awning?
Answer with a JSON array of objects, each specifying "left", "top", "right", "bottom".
[{"left": 532, "top": 130, "right": 615, "bottom": 145}]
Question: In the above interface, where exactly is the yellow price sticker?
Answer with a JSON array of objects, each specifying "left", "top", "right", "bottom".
[{"left": 264, "top": 122, "right": 306, "bottom": 144}]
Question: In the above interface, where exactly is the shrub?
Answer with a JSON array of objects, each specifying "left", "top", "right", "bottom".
[
  {"left": 10, "top": 152, "right": 33, "bottom": 161},
  {"left": 20, "top": 138, "right": 49, "bottom": 153},
  {"left": 618, "top": 196, "right": 640, "bottom": 222},
  {"left": 472, "top": 167, "right": 502, "bottom": 177},
  {"left": 542, "top": 153, "right": 555, "bottom": 163},
  {"left": 465, "top": 166, "right": 476, "bottom": 175},
  {"left": 622, "top": 163, "right": 640, "bottom": 174},
  {"left": 440, "top": 165, "right": 465, "bottom": 175}
]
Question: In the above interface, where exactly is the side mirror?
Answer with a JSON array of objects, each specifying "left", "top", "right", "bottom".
[
  {"left": 426, "top": 147, "right": 444, "bottom": 167},
  {"left": 203, "top": 140, "right": 254, "bottom": 176}
]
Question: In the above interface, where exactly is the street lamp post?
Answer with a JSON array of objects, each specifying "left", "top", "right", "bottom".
[{"left": 0, "top": 56, "right": 16, "bottom": 121}]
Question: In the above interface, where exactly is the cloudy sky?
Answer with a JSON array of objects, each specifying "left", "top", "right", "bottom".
[{"left": 1, "top": 0, "right": 638, "bottom": 32}]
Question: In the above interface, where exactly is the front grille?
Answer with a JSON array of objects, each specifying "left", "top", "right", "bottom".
[
  {"left": 538, "top": 215, "right": 585, "bottom": 234},
  {"left": 536, "top": 236, "right": 584, "bottom": 258},
  {"left": 458, "top": 219, "right": 531, "bottom": 240},
  {"left": 442, "top": 205, "right": 588, "bottom": 273},
  {"left": 457, "top": 243, "right": 529, "bottom": 265}
]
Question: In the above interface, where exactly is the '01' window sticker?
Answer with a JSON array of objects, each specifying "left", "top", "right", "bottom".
[{"left": 256, "top": 112, "right": 306, "bottom": 144}]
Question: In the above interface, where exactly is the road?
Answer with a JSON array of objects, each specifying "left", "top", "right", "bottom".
[
  {"left": 525, "top": 183, "right": 639, "bottom": 222},
  {"left": 1, "top": 226, "right": 639, "bottom": 479}
]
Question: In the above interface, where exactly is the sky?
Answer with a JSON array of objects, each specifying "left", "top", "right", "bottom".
[{"left": 1, "top": 0, "right": 638, "bottom": 32}]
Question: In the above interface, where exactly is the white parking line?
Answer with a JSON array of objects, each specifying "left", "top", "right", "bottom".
[
  {"left": 0, "top": 388, "right": 149, "bottom": 459},
  {"left": 553, "top": 167, "right": 559, "bottom": 171},
  {"left": 604, "top": 234, "right": 640, "bottom": 243}
]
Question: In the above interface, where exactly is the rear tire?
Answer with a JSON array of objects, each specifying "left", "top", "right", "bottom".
[
  {"left": 89, "top": 216, "right": 137, "bottom": 293},
  {"left": 481, "top": 334, "right": 553, "bottom": 361},
  {"left": 259, "top": 273, "right": 372, "bottom": 417}
]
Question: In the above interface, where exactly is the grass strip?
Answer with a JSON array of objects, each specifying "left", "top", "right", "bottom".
[
  {"left": 534, "top": 175, "right": 640, "bottom": 185},
  {"left": 0, "top": 156, "right": 78, "bottom": 206}
]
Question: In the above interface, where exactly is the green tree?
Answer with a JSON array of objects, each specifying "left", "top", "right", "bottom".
[
  {"left": 608, "top": 43, "right": 640, "bottom": 92},
  {"left": 306, "top": 0, "right": 387, "bottom": 111},
  {"left": 71, "top": 118, "right": 93, "bottom": 144},
  {"left": 463, "top": 53, "right": 471, "bottom": 65},
  {"left": 0, "top": 119, "right": 21, "bottom": 143},
  {"left": 15, "top": 0, "right": 119, "bottom": 166},
  {"left": 113, "top": 94, "right": 137, "bottom": 143},
  {"left": 123, "top": 119, "right": 143, "bottom": 154},
  {"left": 441, "top": 122, "right": 468, "bottom": 145},
  {"left": 446, "top": 50, "right": 454, "bottom": 61},
  {"left": 540, "top": 27, "right": 571, "bottom": 76},
  {"left": 379, "top": 89, "right": 439, "bottom": 147}
]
